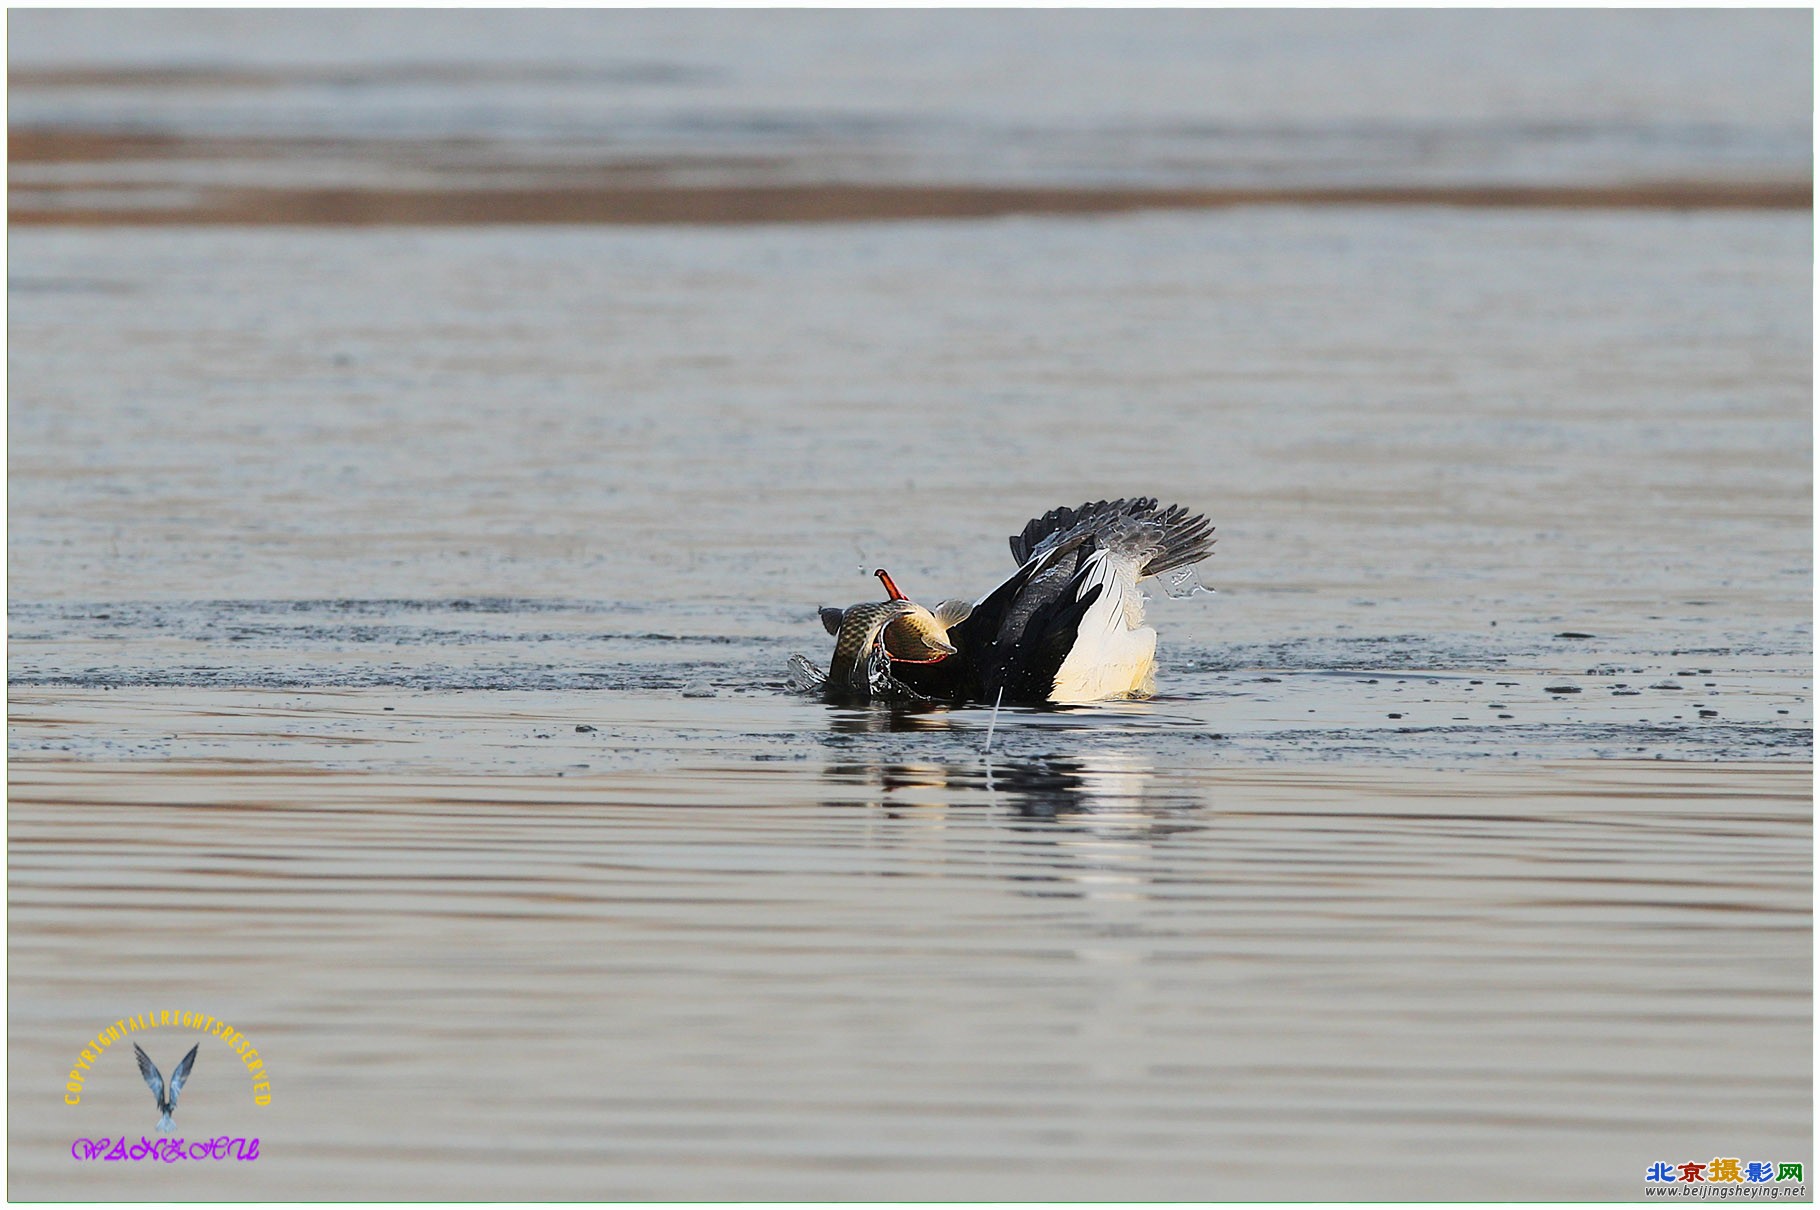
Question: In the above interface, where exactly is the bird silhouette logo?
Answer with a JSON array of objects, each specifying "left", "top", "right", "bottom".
[{"left": 132, "top": 1043, "right": 198, "bottom": 1133}]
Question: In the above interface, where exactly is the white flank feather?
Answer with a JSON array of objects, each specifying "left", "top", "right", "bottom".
[{"left": 1049, "top": 549, "right": 1157, "bottom": 704}]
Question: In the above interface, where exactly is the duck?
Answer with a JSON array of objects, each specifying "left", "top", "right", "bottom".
[{"left": 809, "top": 498, "right": 1214, "bottom": 705}]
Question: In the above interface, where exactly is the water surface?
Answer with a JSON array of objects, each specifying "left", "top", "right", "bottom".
[
  {"left": 9, "top": 10, "right": 1811, "bottom": 221},
  {"left": 10, "top": 758, "right": 1810, "bottom": 1199}
]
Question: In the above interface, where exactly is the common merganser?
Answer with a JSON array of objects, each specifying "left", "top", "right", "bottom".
[{"left": 808, "top": 498, "right": 1214, "bottom": 705}]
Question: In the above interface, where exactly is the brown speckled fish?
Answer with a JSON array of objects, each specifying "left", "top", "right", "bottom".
[{"left": 818, "top": 570, "right": 973, "bottom": 699}]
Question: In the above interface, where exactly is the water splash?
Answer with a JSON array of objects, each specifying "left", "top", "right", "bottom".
[{"left": 1159, "top": 564, "right": 1214, "bottom": 599}]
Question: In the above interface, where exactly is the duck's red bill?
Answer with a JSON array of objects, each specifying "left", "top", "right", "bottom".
[{"left": 874, "top": 568, "right": 907, "bottom": 601}]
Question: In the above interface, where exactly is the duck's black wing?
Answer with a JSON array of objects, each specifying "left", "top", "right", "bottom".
[{"left": 1011, "top": 497, "right": 1215, "bottom": 581}]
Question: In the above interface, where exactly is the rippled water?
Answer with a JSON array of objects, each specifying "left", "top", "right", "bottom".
[
  {"left": 7, "top": 11, "right": 1813, "bottom": 1201},
  {"left": 11, "top": 760, "right": 1811, "bottom": 1199},
  {"left": 8, "top": 9, "right": 1811, "bottom": 190}
]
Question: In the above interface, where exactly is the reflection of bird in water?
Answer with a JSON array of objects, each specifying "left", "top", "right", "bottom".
[
  {"left": 806, "top": 498, "right": 1214, "bottom": 705},
  {"left": 824, "top": 700, "right": 956, "bottom": 735},
  {"left": 824, "top": 752, "right": 1201, "bottom": 826},
  {"left": 987, "top": 755, "right": 1152, "bottom": 819},
  {"left": 133, "top": 1043, "right": 198, "bottom": 1133}
]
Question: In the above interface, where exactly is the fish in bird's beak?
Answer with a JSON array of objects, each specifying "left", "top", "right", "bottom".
[
  {"left": 883, "top": 612, "right": 955, "bottom": 660},
  {"left": 817, "top": 570, "right": 973, "bottom": 697},
  {"left": 871, "top": 568, "right": 970, "bottom": 661}
]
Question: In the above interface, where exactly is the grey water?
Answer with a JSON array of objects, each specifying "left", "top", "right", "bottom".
[
  {"left": 7, "top": 10, "right": 1812, "bottom": 1201},
  {"left": 8, "top": 9, "right": 1812, "bottom": 191}
]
